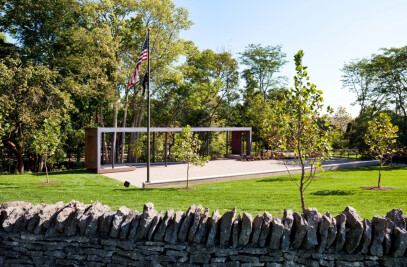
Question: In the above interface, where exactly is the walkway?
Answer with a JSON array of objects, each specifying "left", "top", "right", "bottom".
[{"left": 102, "top": 158, "right": 379, "bottom": 188}]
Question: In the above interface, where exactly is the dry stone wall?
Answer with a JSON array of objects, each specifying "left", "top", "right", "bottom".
[{"left": 0, "top": 201, "right": 406, "bottom": 266}]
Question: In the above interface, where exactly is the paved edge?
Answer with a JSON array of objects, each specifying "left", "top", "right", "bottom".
[{"left": 142, "top": 160, "right": 379, "bottom": 188}]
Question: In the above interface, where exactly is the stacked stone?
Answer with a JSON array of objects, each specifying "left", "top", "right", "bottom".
[{"left": 0, "top": 201, "right": 406, "bottom": 266}]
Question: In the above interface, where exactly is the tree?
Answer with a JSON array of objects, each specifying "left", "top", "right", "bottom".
[
  {"left": 331, "top": 106, "right": 353, "bottom": 150},
  {"left": 278, "top": 50, "right": 335, "bottom": 212},
  {"left": 0, "top": 57, "right": 71, "bottom": 173},
  {"left": 31, "top": 119, "right": 61, "bottom": 183},
  {"left": 342, "top": 46, "right": 407, "bottom": 146},
  {"left": 240, "top": 44, "right": 287, "bottom": 101},
  {"left": 365, "top": 113, "right": 398, "bottom": 188},
  {"left": 172, "top": 126, "right": 210, "bottom": 189}
]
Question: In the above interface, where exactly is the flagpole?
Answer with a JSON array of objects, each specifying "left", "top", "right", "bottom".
[{"left": 147, "top": 28, "right": 151, "bottom": 184}]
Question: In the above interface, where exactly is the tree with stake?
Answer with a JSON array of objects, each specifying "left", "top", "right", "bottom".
[
  {"left": 365, "top": 113, "right": 398, "bottom": 188},
  {"left": 31, "top": 119, "right": 61, "bottom": 183},
  {"left": 277, "top": 50, "right": 335, "bottom": 212},
  {"left": 173, "top": 126, "right": 210, "bottom": 189}
]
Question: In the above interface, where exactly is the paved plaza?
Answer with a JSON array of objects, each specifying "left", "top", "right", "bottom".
[{"left": 102, "top": 158, "right": 379, "bottom": 188}]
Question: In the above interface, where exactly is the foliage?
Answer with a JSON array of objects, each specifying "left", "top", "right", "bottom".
[
  {"left": 342, "top": 46, "right": 407, "bottom": 147},
  {"left": 240, "top": 44, "right": 287, "bottom": 101},
  {"left": 331, "top": 106, "right": 353, "bottom": 150},
  {"left": 172, "top": 126, "right": 210, "bottom": 188},
  {"left": 277, "top": 50, "right": 335, "bottom": 212},
  {"left": 0, "top": 57, "right": 71, "bottom": 173},
  {"left": 31, "top": 119, "right": 61, "bottom": 183},
  {"left": 365, "top": 113, "right": 398, "bottom": 187}
]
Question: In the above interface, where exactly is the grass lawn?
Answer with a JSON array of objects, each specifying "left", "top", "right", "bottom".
[{"left": 0, "top": 166, "right": 406, "bottom": 219}]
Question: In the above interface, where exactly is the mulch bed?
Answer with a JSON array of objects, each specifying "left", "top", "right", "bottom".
[
  {"left": 37, "top": 181, "right": 63, "bottom": 185},
  {"left": 362, "top": 186, "right": 393, "bottom": 191}
]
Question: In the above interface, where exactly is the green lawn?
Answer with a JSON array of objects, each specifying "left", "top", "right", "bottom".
[{"left": 0, "top": 166, "right": 406, "bottom": 219}]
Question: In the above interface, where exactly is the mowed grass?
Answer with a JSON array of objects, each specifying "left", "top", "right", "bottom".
[{"left": 0, "top": 166, "right": 406, "bottom": 219}]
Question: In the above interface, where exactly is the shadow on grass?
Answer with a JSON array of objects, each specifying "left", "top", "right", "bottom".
[
  {"left": 32, "top": 169, "right": 87, "bottom": 176},
  {"left": 311, "top": 190, "right": 354, "bottom": 196},
  {"left": 256, "top": 177, "right": 293, "bottom": 183},
  {"left": 113, "top": 187, "right": 178, "bottom": 192},
  {"left": 330, "top": 165, "right": 407, "bottom": 174}
]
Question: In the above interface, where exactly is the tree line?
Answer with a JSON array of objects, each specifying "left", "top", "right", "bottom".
[
  {"left": 0, "top": 0, "right": 288, "bottom": 174},
  {"left": 0, "top": 0, "right": 405, "bottom": 175}
]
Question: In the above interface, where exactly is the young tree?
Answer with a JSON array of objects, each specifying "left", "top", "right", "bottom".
[
  {"left": 278, "top": 50, "right": 335, "bottom": 212},
  {"left": 172, "top": 126, "right": 210, "bottom": 189},
  {"left": 31, "top": 119, "right": 61, "bottom": 183},
  {"left": 365, "top": 113, "right": 398, "bottom": 188}
]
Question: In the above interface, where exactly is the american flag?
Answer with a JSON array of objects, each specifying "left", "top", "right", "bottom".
[{"left": 128, "top": 36, "right": 148, "bottom": 89}]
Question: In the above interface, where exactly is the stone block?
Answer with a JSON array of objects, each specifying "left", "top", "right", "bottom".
[
  {"left": 383, "top": 218, "right": 394, "bottom": 255},
  {"left": 154, "top": 209, "right": 174, "bottom": 241},
  {"left": 206, "top": 210, "right": 221, "bottom": 247},
  {"left": 178, "top": 204, "right": 196, "bottom": 242},
  {"left": 342, "top": 206, "right": 364, "bottom": 253},
  {"left": 238, "top": 212, "right": 253, "bottom": 246},
  {"left": 147, "top": 210, "right": 164, "bottom": 240},
  {"left": 187, "top": 204, "right": 203, "bottom": 242},
  {"left": 219, "top": 208, "right": 236, "bottom": 246},
  {"left": 230, "top": 255, "right": 260, "bottom": 263},
  {"left": 193, "top": 207, "right": 210, "bottom": 244},
  {"left": 360, "top": 218, "right": 372, "bottom": 254},
  {"left": 119, "top": 210, "right": 138, "bottom": 240},
  {"left": 281, "top": 209, "right": 294, "bottom": 251},
  {"left": 269, "top": 217, "right": 284, "bottom": 250},
  {"left": 251, "top": 214, "right": 264, "bottom": 245},
  {"left": 134, "top": 203, "right": 158, "bottom": 241},
  {"left": 110, "top": 206, "right": 130, "bottom": 238},
  {"left": 335, "top": 213, "right": 346, "bottom": 252},
  {"left": 231, "top": 214, "right": 241, "bottom": 248},
  {"left": 392, "top": 226, "right": 407, "bottom": 257},
  {"left": 98, "top": 208, "right": 115, "bottom": 238},
  {"left": 165, "top": 210, "right": 184, "bottom": 244},
  {"left": 292, "top": 212, "right": 308, "bottom": 249},
  {"left": 259, "top": 211, "right": 272, "bottom": 247},
  {"left": 303, "top": 208, "right": 321, "bottom": 250},
  {"left": 190, "top": 253, "right": 211, "bottom": 264},
  {"left": 370, "top": 216, "right": 386, "bottom": 256}
]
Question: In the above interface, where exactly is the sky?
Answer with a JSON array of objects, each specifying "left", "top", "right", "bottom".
[{"left": 172, "top": 0, "right": 407, "bottom": 117}]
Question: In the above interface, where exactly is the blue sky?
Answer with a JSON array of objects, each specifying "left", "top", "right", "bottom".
[{"left": 173, "top": 0, "right": 407, "bottom": 117}]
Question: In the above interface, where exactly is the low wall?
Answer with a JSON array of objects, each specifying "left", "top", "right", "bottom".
[{"left": 0, "top": 201, "right": 406, "bottom": 266}]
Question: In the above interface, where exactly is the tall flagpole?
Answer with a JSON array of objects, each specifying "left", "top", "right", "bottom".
[{"left": 147, "top": 28, "right": 151, "bottom": 183}]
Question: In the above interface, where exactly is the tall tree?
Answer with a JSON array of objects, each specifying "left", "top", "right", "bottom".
[
  {"left": 240, "top": 44, "right": 287, "bottom": 101},
  {"left": 0, "top": 57, "right": 71, "bottom": 173}
]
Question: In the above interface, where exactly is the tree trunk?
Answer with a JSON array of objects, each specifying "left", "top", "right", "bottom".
[
  {"left": 378, "top": 161, "right": 382, "bottom": 188},
  {"left": 38, "top": 155, "right": 44, "bottom": 173},
  {"left": 111, "top": 103, "right": 118, "bottom": 168},
  {"left": 300, "top": 187, "right": 306, "bottom": 213},
  {"left": 45, "top": 156, "right": 49, "bottom": 183},
  {"left": 3, "top": 139, "right": 24, "bottom": 174},
  {"left": 120, "top": 88, "right": 131, "bottom": 163},
  {"left": 300, "top": 160, "right": 306, "bottom": 213},
  {"left": 128, "top": 88, "right": 144, "bottom": 163},
  {"left": 186, "top": 162, "right": 190, "bottom": 189}
]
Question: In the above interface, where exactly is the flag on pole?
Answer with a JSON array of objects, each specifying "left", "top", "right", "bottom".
[{"left": 128, "top": 36, "right": 149, "bottom": 89}]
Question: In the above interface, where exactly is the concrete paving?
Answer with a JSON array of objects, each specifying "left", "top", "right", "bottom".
[{"left": 102, "top": 158, "right": 379, "bottom": 188}]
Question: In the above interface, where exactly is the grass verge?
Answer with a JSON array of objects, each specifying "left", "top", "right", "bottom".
[{"left": 0, "top": 166, "right": 406, "bottom": 218}]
